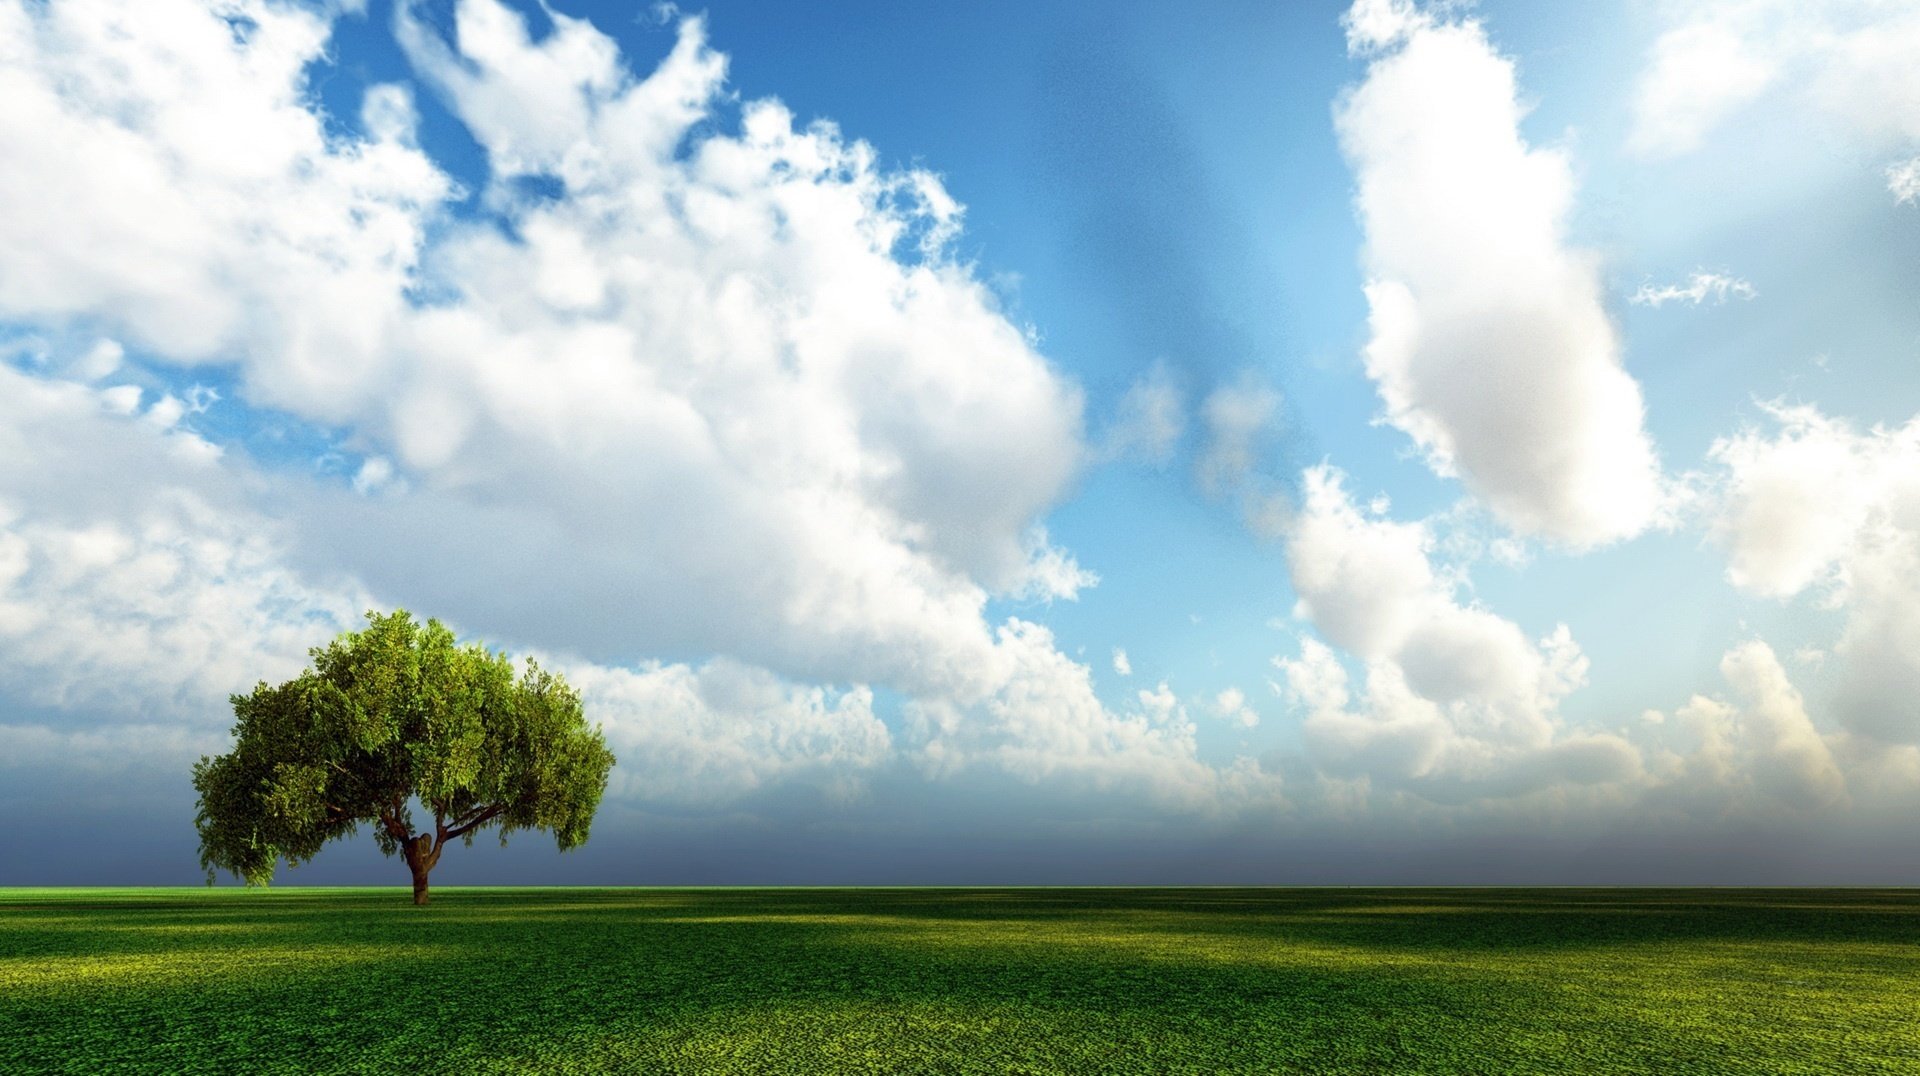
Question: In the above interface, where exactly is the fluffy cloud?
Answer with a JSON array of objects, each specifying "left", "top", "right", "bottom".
[
  {"left": 1631, "top": 0, "right": 1920, "bottom": 162},
  {"left": 0, "top": 365, "right": 367, "bottom": 722},
  {"left": 0, "top": 0, "right": 448, "bottom": 411},
  {"left": 1213, "top": 687, "right": 1260, "bottom": 729},
  {"left": 1711, "top": 405, "right": 1920, "bottom": 745},
  {"left": 1630, "top": 272, "right": 1757, "bottom": 308},
  {"left": 1275, "top": 465, "right": 1638, "bottom": 798},
  {"left": 0, "top": 0, "right": 1259, "bottom": 814},
  {"left": 1112, "top": 648, "right": 1133, "bottom": 676},
  {"left": 907, "top": 626, "right": 1279, "bottom": 812},
  {"left": 0, "top": 362, "right": 900, "bottom": 810},
  {"left": 569, "top": 658, "right": 891, "bottom": 808},
  {"left": 0, "top": 0, "right": 1092, "bottom": 690},
  {"left": 1655, "top": 641, "right": 1847, "bottom": 810},
  {"left": 1335, "top": 1, "right": 1666, "bottom": 547}
]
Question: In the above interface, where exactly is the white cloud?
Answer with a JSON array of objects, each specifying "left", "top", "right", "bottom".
[
  {"left": 1711, "top": 405, "right": 1920, "bottom": 746},
  {"left": 1196, "top": 373, "right": 1282, "bottom": 495},
  {"left": 907, "top": 626, "right": 1282, "bottom": 813},
  {"left": 1630, "top": 271, "right": 1757, "bottom": 308},
  {"left": 1630, "top": 1, "right": 1920, "bottom": 171},
  {"left": 1629, "top": 14, "right": 1780, "bottom": 156},
  {"left": 568, "top": 658, "right": 892, "bottom": 807},
  {"left": 1334, "top": 2, "right": 1666, "bottom": 548},
  {"left": 0, "top": 368, "right": 368, "bottom": 722},
  {"left": 1008, "top": 528, "right": 1098, "bottom": 604},
  {"left": 1112, "top": 648, "right": 1133, "bottom": 676},
  {"left": 1644, "top": 641, "right": 1846, "bottom": 813},
  {"left": 0, "top": 0, "right": 1271, "bottom": 816},
  {"left": 1277, "top": 464, "right": 1638, "bottom": 798},
  {"left": 0, "top": 0, "right": 1093, "bottom": 697},
  {"left": 351, "top": 457, "right": 398, "bottom": 496},
  {"left": 0, "top": 0, "right": 449, "bottom": 410},
  {"left": 1214, "top": 687, "right": 1260, "bottom": 729},
  {"left": 1342, "top": 0, "right": 1430, "bottom": 54},
  {"left": 1892, "top": 157, "right": 1920, "bottom": 204},
  {"left": 1714, "top": 641, "right": 1847, "bottom": 807},
  {"left": 1103, "top": 363, "right": 1184, "bottom": 465}
]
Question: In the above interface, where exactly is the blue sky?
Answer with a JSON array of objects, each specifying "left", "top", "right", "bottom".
[{"left": 3, "top": 0, "right": 1920, "bottom": 883}]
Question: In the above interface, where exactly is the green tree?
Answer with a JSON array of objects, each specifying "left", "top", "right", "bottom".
[{"left": 193, "top": 610, "right": 616, "bottom": 904}]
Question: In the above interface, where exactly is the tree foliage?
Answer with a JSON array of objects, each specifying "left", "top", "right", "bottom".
[{"left": 193, "top": 610, "right": 615, "bottom": 903}]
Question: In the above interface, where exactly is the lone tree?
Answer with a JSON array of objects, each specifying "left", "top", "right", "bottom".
[{"left": 193, "top": 610, "right": 615, "bottom": 904}]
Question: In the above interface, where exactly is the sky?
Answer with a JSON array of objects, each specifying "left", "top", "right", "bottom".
[{"left": 2, "top": 0, "right": 1919, "bottom": 885}]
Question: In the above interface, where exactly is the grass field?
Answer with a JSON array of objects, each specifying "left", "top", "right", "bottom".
[{"left": 3, "top": 887, "right": 1918, "bottom": 1074}]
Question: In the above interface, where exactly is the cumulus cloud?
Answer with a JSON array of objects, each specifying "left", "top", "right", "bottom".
[
  {"left": 0, "top": 0, "right": 1093, "bottom": 690},
  {"left": 1710, "top": 405, "right": 1920, "bottom": 745},
  {"left": 1643, "top": 641, "right": 1847, "bottom": 817},
  {"left": 0, "top": 365, "right": 902, "bottom": 811},
  {"left": 1275, "top": 465, "right": 1638, "bottom": 798},
  {"left": 1112, "top": 648, "right": 1133, "bottom": 676},
  {"left": 0, "top": 0, "right": 449, "bottom": 410},
  {"left": 907, "top": 627, "right": 1281, "bottom": 813},
  {"left": 0, "top": 0, "right": 1265, "bottom": 815},
  {"left": 1334, "top": 1, "right": 1666, "bottom": 547},
  {"left": 570, "top": 658, "right": 892, "bottom": 808},
  {"left": 0, "top": 366, "right": 366, "bottom": 721},
  {"left": 1630, "top": 272, "right": 1757, "bottom": 308},
  {"left": 1213, "top": 687, "right": 1260, "bottom": 729}
]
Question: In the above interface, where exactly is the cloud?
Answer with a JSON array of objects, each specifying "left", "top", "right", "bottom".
[
  {"left": 1275, "top": 464, "right": 1638, "bottom": 798},
  {"left": 1196, "top": 373, "right": 1282, "bottom": 495},
  {"left": 1342, "top": 0, "right": 1430, "bottom": 55},
  {"left": 0, "top": 0, "right": 449, "bottom": 409},
  {"left": 1334, "top": 1, "right": 1666, "bottom": 547},
  {"left": 1102, "top": 363, "right": 1185, "bottom": 465},
  {"left": 1710, "top": 404, "right": 1920, "bottom": 746},
  {"left": 1112, "top": 648, "right": 1132, "bottom": 676},
  {"left": 568, "top": 658, "right": 892, "bottom": 808},
  {"left": 1213, "top": 687, "right": 1260, "bottom": 729},
  {"left": 1008, "top": 528, "right": 1099, "bottom": 604},
  {"left": 0, "top": 366, "right": 367, "bottom": 722},
  {"left": 1629, "top": 12, "right": 1780, "bottom": 156},
  {"left": 907, "top": 627, "right": 1282, "bottom": 813},
  {"left": 1630, "top": 1, "right": 1920, "bottom": 172},
  {"left": 0, "top": 0, "right": 1272, "bottom": 816},
  {"left": 0, "top": 0, "right": 1095, "bottom": 694},
  {"left": 1630, "top": 272, "right": 1757, "bottom": 308},
  {"left": 1643, "top": 641, "right": 1846, "bottom": 815},
  {"left": 1892, "top": 157, "right": 1920, "bottom": 204}
]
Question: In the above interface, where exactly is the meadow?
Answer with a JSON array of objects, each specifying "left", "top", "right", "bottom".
[{"left": 2, "top": 887, "right": 1917, "bottom": 1074}]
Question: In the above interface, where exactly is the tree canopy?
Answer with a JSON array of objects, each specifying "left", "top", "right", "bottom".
[{"left": 193, "top": 610, "right": 615, "bottom": 903}]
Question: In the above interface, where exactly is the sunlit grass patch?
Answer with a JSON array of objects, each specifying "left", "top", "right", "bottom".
[
  {"left": 3, "top": 942, "right": 447, "bottom": 994},
  {"left": 2, "top": 887, "right": 1918, "bottom": 1074}
]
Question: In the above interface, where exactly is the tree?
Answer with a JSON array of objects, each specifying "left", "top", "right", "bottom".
[{"left": 193, "top": 610, "right": 616, "bottom": 904}]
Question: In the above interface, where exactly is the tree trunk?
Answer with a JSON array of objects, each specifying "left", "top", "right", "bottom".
[{"left": 402, "top": 835, "right": 435, "bottom": 905}]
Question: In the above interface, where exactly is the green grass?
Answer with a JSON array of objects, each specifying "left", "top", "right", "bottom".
[{"left": 3, "top": 888, "right": 1918, "bottom": 1074}]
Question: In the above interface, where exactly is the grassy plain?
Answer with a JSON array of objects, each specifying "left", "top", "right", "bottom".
[{"left": 2, "top": 887, "right": 1917, "bottom": 1074}]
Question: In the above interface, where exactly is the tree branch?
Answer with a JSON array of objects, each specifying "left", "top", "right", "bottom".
[
  {"left": 448, "top": 802, "right": 494, "bottom": 828},
  {"left": 379, "top": 794, "right": 412, "bottom": 843},
  {"left": 442, "top": 803, "right": 504, "bottom": 842}
]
